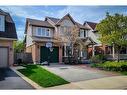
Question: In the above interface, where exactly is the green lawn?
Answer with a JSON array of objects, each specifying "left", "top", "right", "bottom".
[
  {"left": 18, "top": 65, "right": 69, "bottom": 87},
  {"left": 91, "top": 61, "right": 127, "bottom": 75}
]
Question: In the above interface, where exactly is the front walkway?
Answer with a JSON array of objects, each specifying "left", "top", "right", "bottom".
[
  {"left": 48, "top": 76, "right": 127, "bottom": 89},
  {"left": 42, "top": 64, "right": 119, "bottom": 82}
]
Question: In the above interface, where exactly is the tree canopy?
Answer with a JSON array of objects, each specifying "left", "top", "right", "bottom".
[
  {"left": 13, "top": 40, "right": 25, "bottom": 53},
  {"left": 96, "top": 12, "right": 127, "bottom": 47},
  {"left": 96, "top": 12, "right": 127, "bottom": 62}
]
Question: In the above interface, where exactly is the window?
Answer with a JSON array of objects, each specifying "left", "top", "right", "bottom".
[
  {"left": 79, "top": 29, "right": 84, "bottom": 38},
  {"left": 41, "top": 28, "right": 45, "bottom": 36},
  {"left": 79, "top": 29, "right": 86, "bottom": 38},
  {"left": 36, "top": 27, "right": 51, "bottom": 37},
  {"left": 37, "top": 27, "right": 42, "bottom": 35},
  {"left": 45, "top": 29, "right": 50, "bottom": 36},
  {"left": 0, "top": 15, "right": 5, "bottom": 31}
]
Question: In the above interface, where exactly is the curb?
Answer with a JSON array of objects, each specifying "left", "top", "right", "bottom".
[{"left": 10, "top": 67, "right": 44, "bottom": 89}]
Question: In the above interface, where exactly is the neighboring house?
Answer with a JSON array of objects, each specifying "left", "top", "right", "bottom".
[
  {"left": 0, "top": 9, "right": 17, "bottom": 68},
  {"left": 84, "top": 21, "right": 127, "bottom": 60},
  {"left": 25, "top": 14, "right": 96, "bottom": 64},
  {"left": 83, "top": 21, "right": 104, "bottom": 57}
]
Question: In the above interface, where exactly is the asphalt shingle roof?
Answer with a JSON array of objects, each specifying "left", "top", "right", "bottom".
[
  {"left": 27, "top": 18, "right": 54, "bottom": 28},
  {"left": 84, "top": 21, "right": 97, "bottom": 30},
  {"left": 0, "top": 9, "right": 17, "bottom": 39}
]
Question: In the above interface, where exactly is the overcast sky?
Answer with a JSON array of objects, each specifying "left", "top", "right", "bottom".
[{"left": 0, "top": 6, "right": 127, "bottom": 40}]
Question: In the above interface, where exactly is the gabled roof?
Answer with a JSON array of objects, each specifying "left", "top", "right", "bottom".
[
  {"left": 80, "top": 37, "right": 96, "bottom": 45},
  {"left": 25, "top": 18, "right": 54, "bottom": 34},
  {"left": 55, "top": 13, "right": 76, "bottom": 26},
  {"left": 0, "top": 9, "right": 17, "bottom": 39},
  {"left": 45, "top": 17, "right": 60, "bottom": 24},
  {"left": 75, "top": 22, "right": 90, "bottom": 30},
  {"left": 84, "top": 21, "right": 97, "bottom": 30},
  {"left": 26, "top": 18, "right": 54, "bottom": 28},
  {"left": 46, "top": 13, "right": 89, "bottom": 29}
]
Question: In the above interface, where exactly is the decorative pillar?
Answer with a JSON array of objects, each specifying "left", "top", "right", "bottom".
[
  {"left": 64, "top": 44, "right": 66, "bottom": 57},
  {"left": 92, "top": 45, "right": 95, "bottom": 56},
  {"left": 103, "top": 44, "right": 106, "bottom": 55},
  {"left": 59, "top": 46, "right": 62, "bottom": 63},
  {"left": 112, "top": 44, "right": 115, "bottom": 59},
  {"left": 80, "top": 51, "right": 83, "bottom": 57}
]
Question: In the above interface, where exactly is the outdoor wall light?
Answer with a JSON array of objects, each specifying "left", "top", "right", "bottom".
[
  {"left": 60, "top": 45, "right": 62, "bottom": 48},
  {"left": 10, "top": 47, "right": 12, "bottom": 51},
  {"left": 37, "top": 45, "right": 39, "bottom": 48}
]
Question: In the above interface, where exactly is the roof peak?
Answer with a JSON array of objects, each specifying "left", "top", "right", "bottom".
[
  {"left": 46, "top": 16, "right": 60, "bottom": 20},
  {"left": 85, "top": 21, "right": 97, "bottom": 24}
]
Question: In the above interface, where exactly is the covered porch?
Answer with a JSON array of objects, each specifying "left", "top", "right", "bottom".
[
  {"left": 62, "top": 37, "right": 96, "bottom": 64},
  {"left": 105, "top": 46, "right": 127, "bottom": 60}
]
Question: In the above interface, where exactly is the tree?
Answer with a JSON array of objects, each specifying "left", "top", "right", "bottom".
[
  {"left": 96, "top": 12, "right": 127, "bottom": 62},
  {"left": 54, "top": 25, "right": 87, "bottom": 64},
  {"left": 13, "top": 40, "right": 25, "bottom": 53}
]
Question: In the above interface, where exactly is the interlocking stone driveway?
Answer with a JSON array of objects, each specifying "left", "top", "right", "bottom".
[
  {"left": 42, "top": 64, "right": 119, "bottom": 82},
  {"left": 0, "top": 68, "right": 34, "bottom": 89}
]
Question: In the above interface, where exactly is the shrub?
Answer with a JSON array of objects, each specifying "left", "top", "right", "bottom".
[
  {"left": 90, "top": 54, "right": 106, "bottom": 63},
  {"left": 91, "top": 61, "right": 127, "bottom": 71}
]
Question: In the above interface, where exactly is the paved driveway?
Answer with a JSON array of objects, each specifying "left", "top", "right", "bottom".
[
  {"left": 42, "top": 64, "right": 119, "bottom": 82},
  {"left": 0, "top": 68, "right": 34, "bottom": 89}
]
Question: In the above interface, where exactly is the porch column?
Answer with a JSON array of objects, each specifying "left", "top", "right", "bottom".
[
  {"left": 64, "top": 44, "right": 66, "bottom": 57},
  {"left": 59, "top": 46, "right": 62, "bottom": 63},
  {"left": 80, "top": 51, "right": 83, "bottom": 57},
  {"left": 112, "top": 44, "right": 115, "bottom": 59},
  {"left": 103, "top": 44, "right": 106, "bottom": 55},
  {"left": 92, "top": 45, "right": 95, "bottom": 56}
]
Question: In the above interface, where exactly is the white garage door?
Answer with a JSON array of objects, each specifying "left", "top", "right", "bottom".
[{"left": 0, "top": 47, "right": 8, "bottom": 68}]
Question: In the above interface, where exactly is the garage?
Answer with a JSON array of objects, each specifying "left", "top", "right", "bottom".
[
  {"left": 40, "top": 46, "right": 59, "bottom": 63},
  {"left": 0, "top": 47, "right": 8, "bottom": 68}
]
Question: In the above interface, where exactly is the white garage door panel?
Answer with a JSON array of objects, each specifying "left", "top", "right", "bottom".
[{"left": 0, "top": 47, "right": 8, "bottom": 68}]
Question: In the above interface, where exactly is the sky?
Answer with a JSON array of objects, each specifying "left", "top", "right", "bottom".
[{"left": 0, "top": 6, "right": 127, "bottom": 40}]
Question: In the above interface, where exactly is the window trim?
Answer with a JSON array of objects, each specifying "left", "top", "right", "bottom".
[
  {"left": 79, "top": 29, "right": 84, "bottom": 38},
  {"left": 36, "top": 27, "right": 51, "bottom": 37}
]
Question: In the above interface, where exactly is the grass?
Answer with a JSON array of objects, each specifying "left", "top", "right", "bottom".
[
  {"left": 18, "top": 65, "right": 69, "bottom": 87},
  {"left": 91, "top": 61, "right": 127, "bottom": 75}
]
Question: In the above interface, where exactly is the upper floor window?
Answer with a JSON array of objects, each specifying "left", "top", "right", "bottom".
[
  {"left": 0, "top": 15, "right": 5, "bottom": 31},
  {"left": 36, "top": 27, "right": 51, "bottom": 37},
  {"left": 79, "top": 29, "right": 86, "bottom": 38}
]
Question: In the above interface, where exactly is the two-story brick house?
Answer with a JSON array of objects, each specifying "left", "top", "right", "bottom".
[
  {"left": 25, "top": 14, "right": 96, "bottom": 64},
  {"left": 0, "top": 9, "right": 17, "bottom": 68}
]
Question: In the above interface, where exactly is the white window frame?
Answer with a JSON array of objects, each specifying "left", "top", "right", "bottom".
[
  {"left": 36, "top": 27, "right": 42, "bottom": 36},
  {"left": 36, "top": 27, "right": 51, "bottom": 37},
  {"left": 79, "top": 29, "right": 84, "bottom": 38},
  {"left": 45, "top": 28, "right": 51, "bottom": 37}
]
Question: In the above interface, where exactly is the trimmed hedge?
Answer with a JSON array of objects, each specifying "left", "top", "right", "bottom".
[
  {"left": 90, "top": 54, "right": 106, "bottom": 63},
  {"left": 91, "top": 61, "right": 127, "bottom": 71}
]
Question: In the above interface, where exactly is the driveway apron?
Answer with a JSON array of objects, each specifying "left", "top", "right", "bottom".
[
  {"left": 0, "top": 68, "right": 34, "bottom": 89},
  {"left": 42, "top": 64, "right": 119, "bottom": 82}
]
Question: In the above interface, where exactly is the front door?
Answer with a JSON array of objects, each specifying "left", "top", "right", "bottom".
[{"left": 40, "top": 46, "right": 59, "bottom": 63}]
